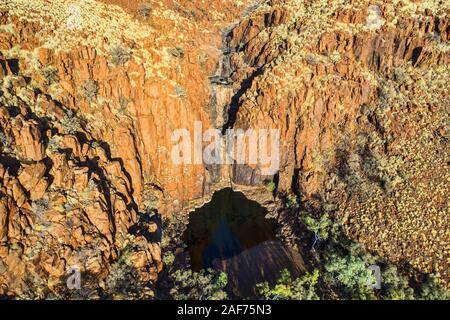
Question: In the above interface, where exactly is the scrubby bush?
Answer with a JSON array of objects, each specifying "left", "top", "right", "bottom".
[
  {"left": 141, "top": 190, "right": 159, "bottom": 211},
  {"left": 168, "top": 47, "right": 184, "bottom": 59},
  {"left": 169, "top": 268, "right": 228, "bottom": 300},
  {"left": 418, "top": 275, "right": 450, "bottom": 300},
  {"left": 105, "top": 260, "right": 139, "bottom": 296},
  {"left": 60, "top": 110, "right": 82, "bottom": 134},
  {"left": 18, "top": 272, "right": 51, "bottom": 300},
  {"left": 393, "top": 67, "right": 412, "bottom": 86},
  {"left": 81, "top": 80, "right": 98, "bottom": 101},
  {"left": 104, "top": 243, "right": 147, "bottom": 299},
  {"left": 47, "top": 135, "right": 62, "bottom": 153},
  {"left": 0, "top": 131, "right": 12, "bottom": 152},
  {"left": 119, "top": 96, "right": 129, "bottom": 110},
  {"left": 305, "top": 54, "right": 319, "bottom": 65},
  {"left": 42, "top": 66, "right": 59, "bottom": 85},
  {"left": 257, "top": 269, "right": 320, "bottom": 300},
  {"left": 31, "top": 199, "right": 50, "bottom": 226},
  {"left": 110, "top": 46, "right": 131, "bottom": 66},
  {"left": 278, "top": 196, "right": 433, "bottom": 301}
]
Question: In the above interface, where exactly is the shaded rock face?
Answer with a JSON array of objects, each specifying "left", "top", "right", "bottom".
[
  {"left": 182, "top": 188, "right": 303, "bottom": 298},
  {"left": 0, "top": 0, "right": 255, "bottom": 217},
  {"left": 182, "top": 188, "right": 277, "bottom": 272},
  {"left": 213, "top": 240, "right": 305, "bottom": 298}
]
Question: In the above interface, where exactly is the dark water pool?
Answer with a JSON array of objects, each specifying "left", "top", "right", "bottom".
[
  {"left": 182, "top": 188, "right": 277, "bottom": 271},
  {"left": 182, "top": 188, "right": 305, "bottom": 297}
]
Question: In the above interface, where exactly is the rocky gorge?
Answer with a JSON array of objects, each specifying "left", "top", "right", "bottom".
[{"left": 0, "top": 0, "right": 448, "bottom": 299}]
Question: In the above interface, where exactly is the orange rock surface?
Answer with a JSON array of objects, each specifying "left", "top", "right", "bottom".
[{"left": 0, "top": 0, "right": 448, "bottom": 296}]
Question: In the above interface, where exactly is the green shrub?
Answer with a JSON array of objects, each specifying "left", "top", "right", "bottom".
[
  {"left": 162, "top": 251, "right": 175, "bottom": 266},
  {"left": 418, "top": 275, "right": 450, "bottom": 300},
  {"left": 324, "top": 253, "right": 377, "bottom": 300},
  {"left": 286, "top": 193, "right": 299, "bottom": 209},
  {"left": 381, "top": 266, "right": 414, "bottom": 300},
  {"left": 257, "top": 269, "right": 320, "bottom": 300},
  {"left": 169, "top": 268, "right": 228, "bottom": 300},
  {"left": 265, "top": 180, "right": 276, "bottom": 192}
]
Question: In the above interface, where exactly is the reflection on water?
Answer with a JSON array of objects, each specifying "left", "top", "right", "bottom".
[
  {"left": 203, "top": 216, "right": 243, "bottom": 269},
  {"left": 182, "top": 188, "right": 305, "bottom": 297},
  {"left": 182, "top": 188, "right": 277, "bottom": 271}
]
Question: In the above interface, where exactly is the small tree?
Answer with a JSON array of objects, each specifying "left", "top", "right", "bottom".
[
  {"left": 304, "top": 213, "right": 333, "bottom": 247},
  {"left": 257, "top": 269, "right": 320, "bottom": 300},
  {"left": 169, "top": 268, "right": 228, "bottom": 300},
  {"left": 110, "top": 46, "right": 131, "bottom": 66},
  {"left": 324, "top": 253, "right": 377, "bottom": 299},
  {"left": 82, "top": 80, "right": 98, "bottom": 102}
]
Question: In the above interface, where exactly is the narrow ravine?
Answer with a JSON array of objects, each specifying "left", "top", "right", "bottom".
[
  {"left": 208, "top": 1, "right": 263, "bottom": 132},
  {"left": 179, "top": 1, "right": 307, "bottom": 298}
]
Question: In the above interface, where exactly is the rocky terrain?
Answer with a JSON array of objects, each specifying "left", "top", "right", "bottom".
[{"left": 0, "top": 0, "right": 448, "bottom": 299}]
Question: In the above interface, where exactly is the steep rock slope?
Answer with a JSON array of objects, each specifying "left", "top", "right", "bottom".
[{"left": 222, "top": 0, "right": 449, "bottom": 285}]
